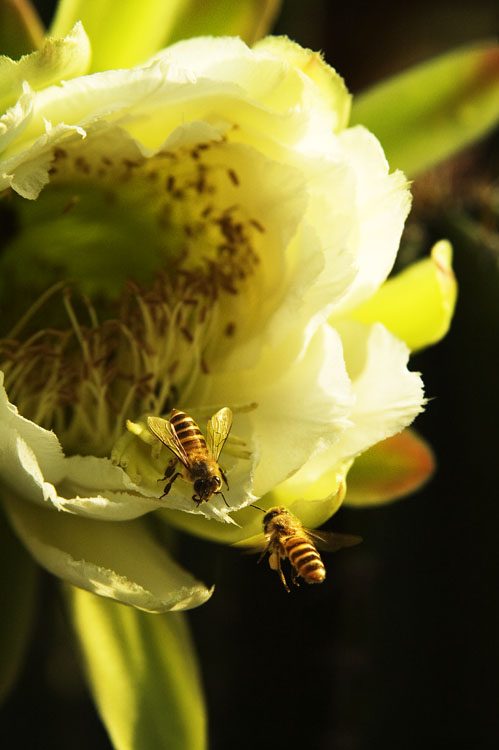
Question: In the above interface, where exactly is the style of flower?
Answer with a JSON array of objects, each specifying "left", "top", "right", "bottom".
[{"left": 0, "top": 27, "right": 426, "bottom": 612}]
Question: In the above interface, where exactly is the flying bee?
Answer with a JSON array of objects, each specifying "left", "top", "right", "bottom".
[
  {"left": 259, "top": 506, "right": 362, "bottom": 592},
  {"left": 147, "top": 407, "right": 232, "bottom": 505}
]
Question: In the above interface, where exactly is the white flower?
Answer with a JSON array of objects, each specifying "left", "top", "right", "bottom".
[{"left": 0, "top": 31, "right": 423, "bottom": 609}]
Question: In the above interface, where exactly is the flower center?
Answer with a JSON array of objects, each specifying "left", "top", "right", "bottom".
[{"left": 0, "top": 138, "right": 268, "bottom": 455}]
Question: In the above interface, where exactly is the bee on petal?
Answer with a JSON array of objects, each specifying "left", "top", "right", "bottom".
[
  {"left": 260, "top": 506, "right": 362, "bottom": 592},
  {"left": 147, "top": 407, "right": 232, "bottom": 505}
]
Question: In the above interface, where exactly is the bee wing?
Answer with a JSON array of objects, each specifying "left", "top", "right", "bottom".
[
  {"left": 306, "top": 528, "right": 363, "bottom": 552},
  {"left": 147, "top": 416, "right": 190, "bottom": 466},
  {"left": 206, "top": 407, "right": 233, "bottom": 460}
]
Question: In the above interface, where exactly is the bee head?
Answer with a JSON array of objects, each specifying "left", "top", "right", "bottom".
[
  {"left": 263, "top": 506, "right": 287, "bottom": 531},
  {"left": 193, "top": 475, "right": 222, "bottom": 502}
]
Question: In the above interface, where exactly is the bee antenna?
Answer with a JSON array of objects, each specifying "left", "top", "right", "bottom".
[
  {"left": 249, "top": 504, "right": 265, "bottom": 513},
  {"left": 220, "top": 492, "right": 230, "bottom": 508}
]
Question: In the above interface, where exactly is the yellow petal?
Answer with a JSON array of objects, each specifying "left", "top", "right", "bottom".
[
  {"left": 348, "top": 240, "right": 457, "bottom": 352},
  {"left": 254, "top": 35, "right": 351, "bottom": 132}
]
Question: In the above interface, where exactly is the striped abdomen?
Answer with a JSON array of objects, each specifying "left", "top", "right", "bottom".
[
  {"left": 170, "top": 409, "right": 209, "bottom": 459},
  {"left": 283, "top": 535, "right": 326, "bottom": 584}
]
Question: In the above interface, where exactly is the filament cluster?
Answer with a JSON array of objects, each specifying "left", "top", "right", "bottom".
[{"left": 0, "top": 139, "right": 267, "bottom": 456}]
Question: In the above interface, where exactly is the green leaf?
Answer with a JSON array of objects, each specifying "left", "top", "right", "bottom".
[
  {"left": 344, "top": 429, "right": 435, "bottom": 507},
  {"left": 351, "top": 40, "right": 499, "bottom": 177},
  {"left": 349, "top": 240, "right": 457, "bottom": 352},
  {"left": 0, "top": 0, "right": 44, "bottom": 59},
  {"left": 49, "top": 0, "right": 282, "bottom": 72},
  {"left": 67, "top": 586, "right": 207, "bottom": 750},
  {"left": 0, "top": 506, "right": 38, "bottom": 703},
  {"left": 166, "top": 0, "right": 282, "bottom": 47}
]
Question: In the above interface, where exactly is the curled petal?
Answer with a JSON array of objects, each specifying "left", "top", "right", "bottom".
[
  {"left": 0, "top": 22, "right": 91, "bottom": 113},
  {"left": 0, "top": 81, "right": 33, "bottom": 152},
  {"left": 330, "top": 127, "right": 412, "bottom": 315},
  {"left": 254, "top": 35, "right": 351, "bottom": 132},
  {"left": 200, "top": 323, "right": 353, "bottom": 499},
  {"left": 254, "top": 320, "right": 425, "bottom": 526},
  {"left": 331, "top": 320, "right": 425, "bottom": 462},
  {"left": 0, "top": 374, "right": 161, "bottom": 520},
  {"left": 3, "top": 495, "right": 213, "bottom": 612}
]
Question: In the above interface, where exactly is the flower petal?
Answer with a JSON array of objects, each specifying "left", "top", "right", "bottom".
[
  {"left": 50, "top": 0, "right": 277, "bottom": 74},
  {"left": 331, "top": 320, "right": 425, "bottom": 462},
  {"left": 67, "top": 587, "right": 207, "bottom": 750},
  {"left": 0, "top": 22, "right": 91, "bottom": 113},
  {"left": 0, "top": 370, "right": 67, "bottom": 482},
  {"left": 344, "top": 428, "right": 435, "bottom": 506},
  {"left": 229, "top": 321, "right": 425, "bottom": 532},
  {"left": 0, "top": 373, "right": 161, "bottom": 520},
  {"left": 133, "top": 325, "right": 352, "bottom": 533},
  {"left": 200, "top": 323, "right": 353, "bottom": 498},
  {"left": 2, "top": 43, "right": 319, "bottom": 193},
  {"left": 329, "top": 126, "right": 412, "bottom": 315},
  {"left": 276, "top": 321, "right": 425, "bottom": 499},
  {"left": 3, "top": 495, "right": 213, "bottom": 612},
  {"left": 123, "top": 324, "right": 352, "bottom": 538},
  {"left": 254, "top": 35, "right": 351, "bottom": 132},
  {"left": 204, "top": 325, "right": 351, "bottom": 496},
  {"left": 0, "top": 117, "right": 86, "bottom": 198},
  {"left": 0, "top": 81, "right": 34, "bottom": 152},
  {"left": 348, "top": 240, "right": 457, "bottom": 351}
]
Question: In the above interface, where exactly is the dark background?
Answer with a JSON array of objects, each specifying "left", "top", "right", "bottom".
[{"left": 2, "top": 1, "right": 499, "bottom": 748}]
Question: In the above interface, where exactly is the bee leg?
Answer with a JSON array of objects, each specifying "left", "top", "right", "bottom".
[
  {"left": 160, "top": 472, "right": 181, "bottom": 498},
  {"left": 268, "top": 550, "right": 290, "bottom": 592},
  {"left": 277, "top": 563, "right": 291, "bottom": 593},
  {"left": 290, "top": 566, "right": 301, "bottom": 588},
  {"left": 161, "top": 457, "right": 178, "bottom": 481}
]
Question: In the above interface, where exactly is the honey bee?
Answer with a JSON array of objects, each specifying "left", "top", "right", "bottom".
[
  {"left": 260, "top": 506, "right": 362, "bottom": 592},
  {"left": 147, "top": 407, "right": 232, "bottom": 505}
]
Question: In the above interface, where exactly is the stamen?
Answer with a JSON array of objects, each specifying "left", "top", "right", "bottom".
[
  {"left": 63, "top": 290, "right": 92, "bottom": 368},
  {"left": 1, "top": 139, "right": 267, "bottom": 457}
]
